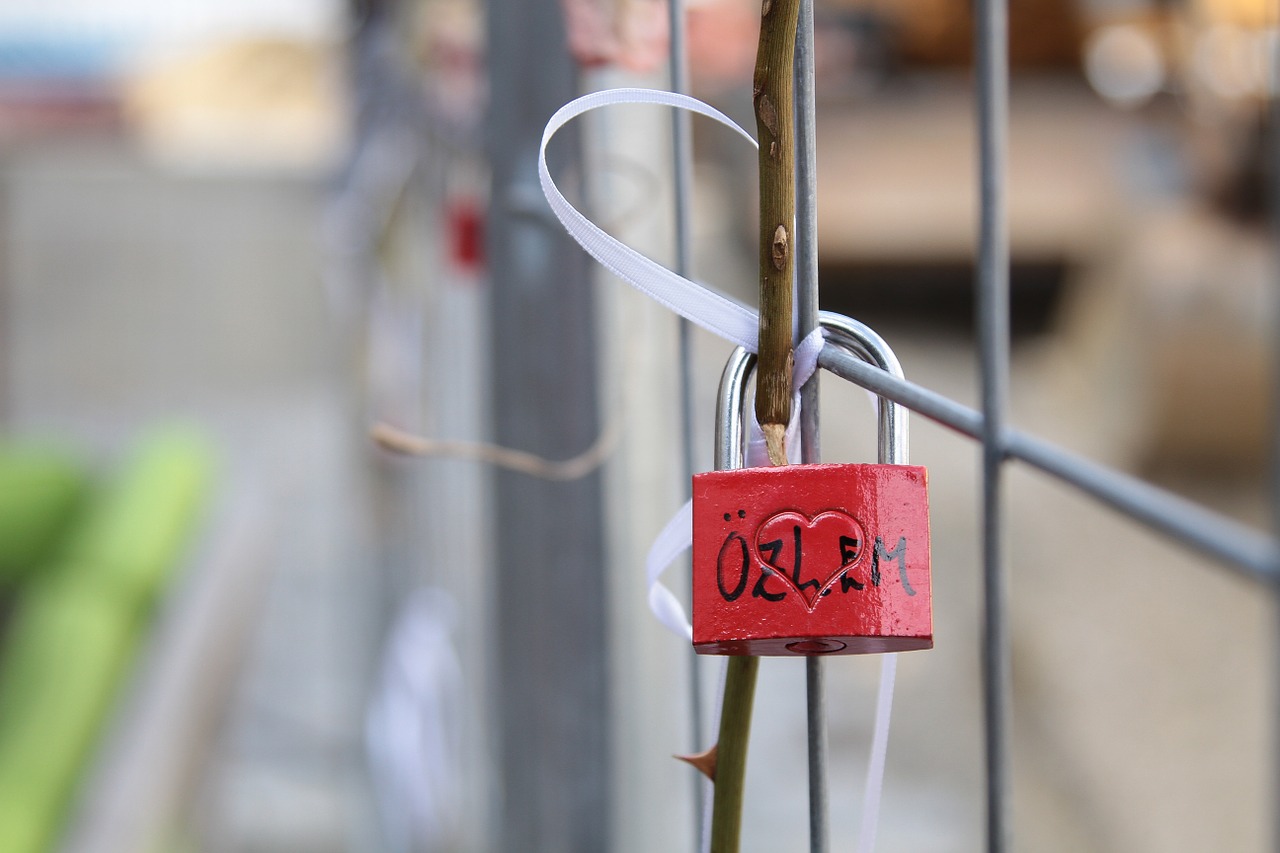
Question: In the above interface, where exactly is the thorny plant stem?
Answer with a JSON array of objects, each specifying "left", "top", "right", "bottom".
[
  {"left": 752, "top": 0, "right": 800, "bottom": 467},
  {"left": 710, "top": 656, "right": 760, "bottom": 853},
  {"left": 710, "top": 2, "right": 801, "bottom": 852}
]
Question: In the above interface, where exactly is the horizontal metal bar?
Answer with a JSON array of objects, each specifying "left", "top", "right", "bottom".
[
  {"left": 818, "top": 345, "right": 981, "bottom": 436},
  {"left": 819, "top": 344, "right": 1280, "bottom": 585}
]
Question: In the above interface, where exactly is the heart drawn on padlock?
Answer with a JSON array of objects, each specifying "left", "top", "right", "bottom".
[{"left": 753, "top": 510, "right": 867, "bottom": 612}]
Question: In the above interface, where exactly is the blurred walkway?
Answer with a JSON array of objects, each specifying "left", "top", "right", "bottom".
[{"left": 2, "top": 139, "right": 383, "bottom": 852}]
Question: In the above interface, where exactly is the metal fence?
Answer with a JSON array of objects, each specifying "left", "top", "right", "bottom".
[
  {"left": 356, "top": 0, "right": 1278, "bottom": 849},
  {"left": 663, "top": 1, "right": 1278, "bottom": 851}
]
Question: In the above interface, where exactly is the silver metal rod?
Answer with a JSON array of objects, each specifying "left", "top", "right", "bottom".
[
  {"left": 715, "top": 349, "right": 754, "bottom": 471},
  {"left": 794, "top": 2, "right": 827, "bottom": 850},
  {"left": 669, "top": 1, "right": 694, "bottom": 283},
  {"left": 820, "top": 312, "right": 907, "bottom": 465},
  {"left": 1267, "top": 42, "right": 1280, "bottom": 853},
  {"left": 804, "top": 657, "right": 828, "bottom": 853},
  {"left": 666, "top": 1, "right": 705, "bottom": 847},
  {"left": 796, "top": 0, "right": 822, "bottom": 463},
  {"left": 819, "top": 345, "right": 1279, "bottom": 583},
  {"left": 975, "top": 0, "right": 1011, "bottom": 848}
]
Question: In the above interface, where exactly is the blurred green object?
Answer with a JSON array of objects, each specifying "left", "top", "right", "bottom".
[
  {"left": 0, "top": 447, "right": 88, "bottom": 587},
  {"left": 0, "top": 584, "right": 134, "bottom": 853},
  {"left": 0, "top": 427, "right": 215, "bottom": 853},
  {"left": 61, "top": 427, "right": 216, "bottom": 610}
]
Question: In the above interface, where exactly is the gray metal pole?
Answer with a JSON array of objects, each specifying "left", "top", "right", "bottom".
[
  {"left": 974, "top": 0, "right": 1011, "bottom": 848},
  {"left": 795, "top": 2, "right": 821, "bottom": 465},
  {"left": 794, "top": 2, "right": 828, "bottom": 851},
  {"left": 486, "top": 4, "right": 611, "bottom": 851},
  {"left": 665, "top": 3, "right": 708, "bottom": 847},
  {"left": 1268, "top": 44, "right": 1280, "bottom": 853}
]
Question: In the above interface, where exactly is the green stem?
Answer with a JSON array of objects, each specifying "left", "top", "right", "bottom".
[
  {"left": 709, "top": 1, "right": 801, "bottom": 848},
  {"left": 752, "top": 0, "right": 801, "bottom": 466},
  {"left": 710, "top": 655, "right": 760, "bottom": 852}
]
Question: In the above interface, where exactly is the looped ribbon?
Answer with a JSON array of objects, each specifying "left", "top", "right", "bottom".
[
  {"left": 540, "top": 88, "right": 823, "bottom": 639},
  {"left": 540, "top": 89, "right": 819, "bottom": 637},
  {"left": 541, "top": 88, "right": 895, "bottom": 853}
]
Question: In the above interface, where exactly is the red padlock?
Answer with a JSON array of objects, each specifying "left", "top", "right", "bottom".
[{"left": 692, "top": 315, "right": 933, "bottom": 656}]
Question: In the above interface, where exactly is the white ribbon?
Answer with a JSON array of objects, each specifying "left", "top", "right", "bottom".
[
  {"left": 540, "top": 89, "right": 761, "bottom": 350},
  {"left": 542, "top": 86, "right": 824, "bottom": 638},
  {"left": 857, "top": 654, "right": 898, "bottom": 853},
  {"left": 646, "top": 498, "right": 694, "bottom": 640},
  {"left": 540, "top": 87, "right": 897, "bottom": 851}
]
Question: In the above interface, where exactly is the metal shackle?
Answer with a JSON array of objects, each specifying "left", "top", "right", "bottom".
[{"left": 714, "top": 311, "right": 908, "bottom": 472}]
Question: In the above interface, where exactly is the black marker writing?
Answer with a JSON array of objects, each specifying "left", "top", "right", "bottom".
[
  {"left": 872, "top": 536, "right": 913, "bottom": 595},
  {"left": 716, "top": 532, "right": 750, "bottom": 602}
]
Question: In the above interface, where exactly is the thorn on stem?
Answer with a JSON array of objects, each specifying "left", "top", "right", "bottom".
[{"left": 675, "top": 744, "right": 719, "bottom": 781}]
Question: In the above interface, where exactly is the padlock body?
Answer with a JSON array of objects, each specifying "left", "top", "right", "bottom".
[{"left": 692, "top": 462, "right": 931, "bottom": 656}]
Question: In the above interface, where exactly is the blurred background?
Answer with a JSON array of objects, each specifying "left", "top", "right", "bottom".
[{"left": 0, "top": 0, "right": 1276, "bottom": 850}]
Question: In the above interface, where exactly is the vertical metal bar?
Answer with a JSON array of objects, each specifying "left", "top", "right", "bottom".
[
  {"left": 669, "top": 0, "right": 695, "bottom": 286},
  {"left": 803, "top": 657, "right": 829, "bottom": 853},
  {"left": 1268, "top": 28, "right": 1280, "bottom": 853},
  {"left": 795, "top": 1, "right": 821, "bottom": 457},
  {"left": 666, "top": 1, "right": 707, "bottom": 847},
  {"left": 975, "top": 0, "right": 1011, "bottom": 850},
  {"left": 486, "top": 2, "right": 612, "bottom": 850},
  {"left": 795, "top": 2, "right": 827, "bottom": 851}
]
